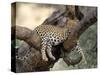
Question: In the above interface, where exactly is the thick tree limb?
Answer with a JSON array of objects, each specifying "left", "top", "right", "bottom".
[
  {"left": 77, "top": 8, "right": 97, "bottom": 36},
  {"left": 12, "top": 26, "right": 41, "bottom": 50},
  {"left": 16, "top": 41, "right": 56, "bottom": 72}
]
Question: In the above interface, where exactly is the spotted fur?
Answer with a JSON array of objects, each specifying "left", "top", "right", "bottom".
[{"left": 34, "top": 25, "right": 70, "bottom": 61}]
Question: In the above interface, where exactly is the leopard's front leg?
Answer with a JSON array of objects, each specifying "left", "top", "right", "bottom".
[{"left": 41, "top": 40, "right": 48, "bottom": 61}]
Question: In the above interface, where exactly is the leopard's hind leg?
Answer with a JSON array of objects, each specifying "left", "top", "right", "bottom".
[{"left": 41, "top": 38, "right": 48, "bottom": 61}]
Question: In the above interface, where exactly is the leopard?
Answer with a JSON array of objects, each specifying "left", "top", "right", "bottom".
[
  {"left": 16, "top": 25, "right": 86, "bottom": 63},
  {"left": 34, "top": 25, "right": 70, "bottom": 61}
]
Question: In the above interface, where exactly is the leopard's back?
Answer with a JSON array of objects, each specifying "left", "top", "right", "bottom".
[{"left": 34, "top": 25, "right": 67, "bottom": 42}]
